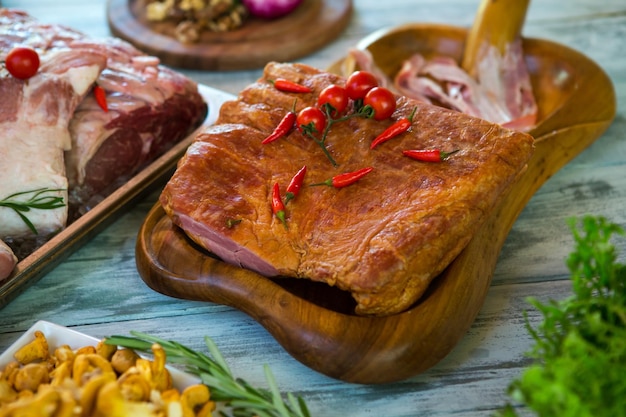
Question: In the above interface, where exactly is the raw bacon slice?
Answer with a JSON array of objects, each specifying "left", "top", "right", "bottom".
[
  {"left": 348, "top": 42, "right": 537, "bottom": 132},
  {"left": 160, "top": 62, "right": 535, "bottom": 316}
]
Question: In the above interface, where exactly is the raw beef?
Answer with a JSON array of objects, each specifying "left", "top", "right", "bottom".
[
  {"left": 161, "top": 62, "right": 535, "bottom": 316},
  {"left": 65, "top": 37, "right": 207, "bottom": 214},
  {"left": 1, "top": 9, "right": 206, "bottom": 246}
]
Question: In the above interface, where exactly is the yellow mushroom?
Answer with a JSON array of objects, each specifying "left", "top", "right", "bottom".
[
  {"left": 132, "top": 345, "right": 172, "bottom": 393},
  {"left": 150, "top": 344, "right": 173, "bottom": 392},
  {"left": 49, "top": 361, "right": 72, "bottom": 386},
  {"left": 72, "top": 353, "right": 114, "bottom": 386},
  {"left": 0, "top": 362, "right": 19, "bottom": 388},
  {"left": 180, "top": 384, "right": 215, "bottom": 417},
  {"left": 54, "top": 388, "right": 78, "bottom": 417},
  {"left": 117, "top": 372, "right": 152, "bottom": 402},
  {"left": 95, "top": 339, "right": 117, "bottom": 361},
  {"left": 158, "top": 388, "right": 183, "bottom": 417},
  {"left": 79, "top": 371, "right": 117, "bottom": 417},
  {"left": 0, "top": 385, "right": 61, "bottom": 417},
  {"left": 75, "top": 345, "right": 96, "bottom": 356},
  {"left": 13, "top": 331, "right": 49, "bottom": 365},
  {"left": 0, "top": 379, "right": 18, "bottom": 405},
  {"left": 13, "top": 363, "right": 49, "bottom": 392},
  {"left": 110, "top": 348, "right": 139, "bottom": 375},
  {"left": 93, "top": 380, "right": 158, "bottom": 417},
  {"left": 53, "top": 345, "right": 76, "bottom": 366}
]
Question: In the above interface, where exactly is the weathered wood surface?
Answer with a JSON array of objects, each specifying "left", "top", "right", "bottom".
[{"left": 1, "top": 0, "right": 625, "bottom": 415}]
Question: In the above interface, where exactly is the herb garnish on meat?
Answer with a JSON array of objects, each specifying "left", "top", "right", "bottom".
[{"left": 0, "top": 188, "right": 65, "bottom": 234}]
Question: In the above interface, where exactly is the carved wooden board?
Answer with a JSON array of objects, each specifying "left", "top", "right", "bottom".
[
  {"left": 134, "top": 25, "right": 616, "bottom": 384},
  {"left": 107, "top": 0, "right": 352, "bottom": 70}
]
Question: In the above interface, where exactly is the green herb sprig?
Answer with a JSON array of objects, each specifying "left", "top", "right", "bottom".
[
  {"left": 105, "top": 332, "right": 311, "bottom": 417},
  {"left": 499, "top": 215, "right": 626, "bottom": 417},
  {"left": 0, "top": 188, "right": 66, "bottom": 234}
]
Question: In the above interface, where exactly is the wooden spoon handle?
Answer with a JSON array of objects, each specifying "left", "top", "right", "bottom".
[{"left": 461, "top": 0, "right": 531, "bottom": 75}]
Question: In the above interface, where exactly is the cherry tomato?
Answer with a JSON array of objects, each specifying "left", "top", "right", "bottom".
[
  {"left": 317, "top": 84, "right": 349, "bottom": 116},
  {"left": 345, "top": 71, "right": 379, "bottom": 100},
  {"left": 297, "top": 106, "right": 327, "bottom": 134},
  {"left": 363, "top": 87, "right": 397, "bottom": 121},
  {"left": 5, "top": 47, "right": 40, "bottom": 80}
]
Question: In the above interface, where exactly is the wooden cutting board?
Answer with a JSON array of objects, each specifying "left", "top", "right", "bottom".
[
  {"left": 107, "top": 0, "right": 352, "bottom": 70},
  {"left": 134, "top": 25, "right": 616, "bottom": 384}
]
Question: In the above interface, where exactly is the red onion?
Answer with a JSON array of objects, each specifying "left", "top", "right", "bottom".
[{"left": 242, "top": 0, "right": 305, "bottom": 19}]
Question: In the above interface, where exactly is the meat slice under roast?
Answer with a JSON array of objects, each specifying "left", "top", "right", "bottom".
[{"left": 160, "top": 62, "right": 535, "bottom": 316}]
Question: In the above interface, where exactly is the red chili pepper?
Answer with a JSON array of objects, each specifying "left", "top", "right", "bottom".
[
  {"left": 271, "top": 78, "right": 312, "bottom": 94},
  {"left": 271, "top": 182, "right": 288, "bottom": 228},
  {"left": 370, "top": 107, "right": 417, "bottom": 149},
  {"left": 311, "top": 167, "right": 374, "bottom": 188},
  {"left": 284, "top": 165, "right": 307, "bottom": 204},
  {"left": 93, "top": 85, "right": 108, "bottom": 112},
  {"left": 402, "top": 149, "right": 460, "bottom": 162},
  {"left": 262, "top": 111, "right": 296, "bottom": 144}
]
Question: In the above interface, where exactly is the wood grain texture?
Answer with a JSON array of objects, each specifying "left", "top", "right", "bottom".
[
  {"left": 133, "top": 24, "right": 615, "bottom": 383},
  {"left": 1, "top": 0, "right": 625, "bottom": 415},
  {"left": 106, "top": 0, "right": 353, "bottom": 70}
]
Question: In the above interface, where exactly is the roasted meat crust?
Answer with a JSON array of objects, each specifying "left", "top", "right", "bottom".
[{"left": 161, "top": 62, "right": 535, "bottom": 316}]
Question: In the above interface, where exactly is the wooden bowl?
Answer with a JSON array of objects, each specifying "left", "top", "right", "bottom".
[{"left": 135, "top": 24, "right": 616, "bottom": 384}]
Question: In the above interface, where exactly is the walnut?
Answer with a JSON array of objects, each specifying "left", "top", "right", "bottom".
[{"left": 146, "top": 0, "right": 248, "bottom": 42}]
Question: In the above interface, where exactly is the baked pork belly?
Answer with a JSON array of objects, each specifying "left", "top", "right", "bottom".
[{"left": 161, "top": 62, "right": 534, "bottom": 316}]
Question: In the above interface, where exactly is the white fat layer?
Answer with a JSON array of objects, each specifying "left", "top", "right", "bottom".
[
  {"left": 0, "top": 125, "right": 69, "bottom": 238},
  {"left": 66, "top": 64, "right": 103, "bottom": 96},
  {"left": 0, "top": 63, "right": 102, "bottom": 239}
]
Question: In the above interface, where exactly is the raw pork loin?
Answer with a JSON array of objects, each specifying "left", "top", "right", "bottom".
[
  {"left": 161, "top": 62, "right": 535, "bottom": 316},
  {"left": 0, "top": 9, "right": 206, "bottom": 253},
  {"left": 1, "top": 10, "right": 107, "bottom": 239}
]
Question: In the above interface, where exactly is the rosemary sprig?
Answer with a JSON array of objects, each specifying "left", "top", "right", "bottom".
[
  {"left": 0, "top": 188, "right": 66, "bottom": 234},
  {"left": 105, "top": 332, "right": 311, "bottom": 417},
  {"left": 300, "top": 103, "right": 375, "bottom": 167}
]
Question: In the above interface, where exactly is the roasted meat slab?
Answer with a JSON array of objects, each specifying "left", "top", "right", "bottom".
[{"left": 161, "top": 62, "right": 534, "bottom": 316}]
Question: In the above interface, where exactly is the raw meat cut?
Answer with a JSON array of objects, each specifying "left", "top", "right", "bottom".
[
  {"left": 0, "top": 239, "right": 17, "bottom": 282},
  {"left": 65, "top": 37, "right": 207, "bottom": 215},
  {"left": 161, "top": 62, "right": 535, "bottom": 316},
  {"left": 349, "top": 45, "right": 537, "bottom": 132},
  {"left": 1, "top": 8, "right": 206, "bottom": 246},
  {"left": 1, "top": 9, "right": 107, "bottom": 239}
]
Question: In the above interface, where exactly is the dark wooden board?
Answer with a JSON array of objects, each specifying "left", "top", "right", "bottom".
[
  {"left": 107, "top": 0, "right": 352, "bottom": 70},
  {"left": 135, "top": 25, "right": 616, "bottom": 383}
]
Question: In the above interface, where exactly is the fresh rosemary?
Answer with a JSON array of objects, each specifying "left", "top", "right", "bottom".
[
  {"left": 300, "top": 103, "right": 375, "bottom": 167},
  {"left": 105, "top": 332, "right": 311, "bottom": 417},
  {"left": 0, "top": 188, "right": 66, "bottom": 234}
]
